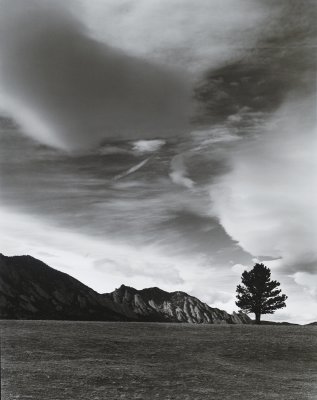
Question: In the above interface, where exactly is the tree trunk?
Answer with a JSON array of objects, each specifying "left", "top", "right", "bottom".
[{"left": 255, "top": 313, "right": 261, "bottom": 325}]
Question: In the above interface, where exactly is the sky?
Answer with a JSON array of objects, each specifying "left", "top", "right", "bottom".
[{"left": 0, "top": 0, "right": 316, "bottom": 324}]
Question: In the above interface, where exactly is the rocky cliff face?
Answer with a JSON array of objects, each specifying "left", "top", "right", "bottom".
[
  {"left": 104, "top": 285, "right": 251, "bottom": 324},
  {"left": 0, "top": 253, "right": 251, "bottom": 324}
]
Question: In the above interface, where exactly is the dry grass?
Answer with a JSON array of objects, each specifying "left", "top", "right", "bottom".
[{"left": 1, "top": 320, "right": 316, "bottom": 399}]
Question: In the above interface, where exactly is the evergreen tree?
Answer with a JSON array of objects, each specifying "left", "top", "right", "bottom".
[{"left": 236, "top": 263, "right": 287, "bottom": 324}]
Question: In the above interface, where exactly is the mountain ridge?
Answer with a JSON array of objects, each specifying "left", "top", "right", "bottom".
[
  {"left": 0, "top": 253, "right": 251, "bottom": 324},
  {"left": 104, "top": 284, "right": 251, "bottom": 324},
  {"left": 0, "top": 253, "right": 126, "bottom": 321}
]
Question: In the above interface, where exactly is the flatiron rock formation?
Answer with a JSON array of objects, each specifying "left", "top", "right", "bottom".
[{"left": 104, "top": 285, "right": 251, "bottom": 324}]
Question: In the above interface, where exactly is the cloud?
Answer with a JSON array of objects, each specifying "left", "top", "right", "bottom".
[
  {"left": 194, "top": 0, "right": 316, "bottom": 126},
  {"left": 169, "top": 154, "right": 195, "bottom": 189},
  {"left": 94, "top": 256, "right": 183, "bottom": 285},
  {"left": 293, "top": 272, "right": 317, "bottom": 299},
  {"left": 1, "top": 0, "right": 309, "bottom": 151},
  {"left": 0, "top": 0, "right": 190, "bottom": 150},
  {"left": 231, "top": 264, "right": 249, "bottom": 275},
  {"left": 113, "top": 157, "right": 150, "bottom": 181},
  {"left": 267, "top": 271, "right": 317, "bottom": 324},
  {"left": 210, "top": 96, "right": 317, "bottom": 275},
  {"left": 0, "top": 206, "right": 186, "bottom": 291},
  {"left": 0, "top": 206, "right": 244, "bottom": 297},
  {"left": 132, "top": 140, "right": 166, "bottom": 153},
  {"left": 81, "top": 0, "right": 270, "bottom": 73}
]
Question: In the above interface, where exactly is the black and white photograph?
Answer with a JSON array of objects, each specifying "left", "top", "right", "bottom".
[{"left": 0, "top": 0, "right": 316, "bottom": 399}]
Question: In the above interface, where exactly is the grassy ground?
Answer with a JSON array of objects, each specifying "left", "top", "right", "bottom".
[{"left": 1, "top": 321, "right": 316, "bottom": 400}]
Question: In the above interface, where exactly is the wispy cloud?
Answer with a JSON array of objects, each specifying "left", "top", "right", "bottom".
[
  {"left": 114, "top": 157, "right": 150, "bottom": 181},
  {"left": 0, "top": 1, "right": 190, "bottom": 150},
  {"left": 169, "top": 154, "right": 195, "bottom": 189},
  {"left": 0, "top": 207, "right": 184, "bottom": 288}
]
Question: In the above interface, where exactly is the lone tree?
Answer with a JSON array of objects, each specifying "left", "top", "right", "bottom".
[{"left": 236, "top": 263, "right": 287, "bottom": 324}]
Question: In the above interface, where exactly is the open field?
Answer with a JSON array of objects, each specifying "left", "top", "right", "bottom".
[{"left": 1, "top": 321, "right": 316, "bottom": 400}]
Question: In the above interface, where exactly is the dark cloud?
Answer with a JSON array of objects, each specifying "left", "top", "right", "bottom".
[
  {"left": 194, "top": 0, "right": 316, "bottom": 127},
  {"left": 0, "top": 0, "right": 190, "bottom": 150},
  {"left": 157, "top": 210, "right": 252, "bottom": 264}
]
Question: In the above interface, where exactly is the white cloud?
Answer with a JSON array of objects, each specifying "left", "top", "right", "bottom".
[
  {"left": 114, "top": 158, "right": 150, "bottom": 180},
  {"left": 132, "top": 140, "right": 165, "bottom": 153},
  {"left": 169, "top": 154, "right": 195, "bottom": 189},
  {"left": 270, "top": 271, "right": 317, "bottom": 324},
  {"left": 210, "top": 97, "right": 317, "bottom": 275},
  {"left": 227, "top": 114, "right": 242, "bottom": 123},
  {"left": 190, "top": 126, "right": 241, "bottom": 150},
  {"left": 82, "top": 0, "right": 270, "bottom": 73},
  {"left": 293, "top": 272, "right": 317, "bottom": 299},
  {"left": 0, "top": 206, "right": 206, "bottom": 293},
  {"left": 231, "top": 263, "right": 249, "bottom": 275}
]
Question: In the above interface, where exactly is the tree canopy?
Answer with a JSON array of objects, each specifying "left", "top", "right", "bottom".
[{"left": 236, "top": 263, "right": 287, "bottom": 324}]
